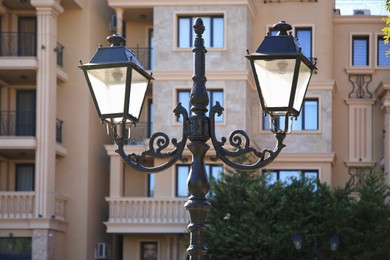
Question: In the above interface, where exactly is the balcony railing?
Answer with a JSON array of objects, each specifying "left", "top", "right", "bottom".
[
  {"left": 55, "top": 42, "right": 64, "bottom": 67},
  {"left": 125, "top": 121, "right": 152, "bottom": 145},
  {"left": 106, "top": 197, "right": 189, "bottom": 224},
  {"left": 0, "top": 111, "right": 64, "bottom": 143},
  {"left": 56, "top": 119, "right": 63, "bottom": 143},
  {"left": 0, "top": 192, "right": 67, "bottom": 221},
  {"left": 0, "top": 192, "right": 34, "bottom": 219},
  {"left": 128, "top": 46, "right": 153, "bottom": 70},
  {"left": 0, "top": 33, "right": 64, "bottom": 67},
  {"left": 0, "top": 111, "right": 35, "bottom": 136},
  {"left": 0, "top": 32, "right": 37, "bottom": 56}
]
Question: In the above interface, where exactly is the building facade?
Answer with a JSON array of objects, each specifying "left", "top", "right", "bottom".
[
  {"left": 0, "top": 0, "right": 389, "bottom": 259},
  {"left": 0, "top": 0, "right": 112, "bottom": 259}
]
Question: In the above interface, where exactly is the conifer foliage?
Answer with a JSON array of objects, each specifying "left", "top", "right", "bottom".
[{"left": 205, "top": 168, "right": 390, "bottom": 259}]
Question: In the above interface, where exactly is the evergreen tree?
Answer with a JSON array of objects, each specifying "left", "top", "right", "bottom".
[{"left": 206, "top": 168, "right": 390, "bottom": 259}]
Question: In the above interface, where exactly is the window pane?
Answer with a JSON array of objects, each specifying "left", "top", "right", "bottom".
[
  {"left": 177, "top": 90, "right": 190, "bottom": 122},
  {"left": 141, "top": 242, "right": 158, "bottom": 260},
  {"left": 263, "top": 114, "right": 271, "bottom": 130},
  {"left": 178, "top": 16, "right": 223, "bottom": 48},
  {"left": 296, "top": 28, "right": 312, "bottom": 60},
  {"left": 213, "top": 17, "right": 224, "bottom": 48},
  {"left": 304, "top": 171, "right": 318, "bottom": 180},
  {"left": 209, "top": 90, "right": 224, "bottom": 122},
  {"left": 378, "top": 37, "right": 390, "bottom": 66},
  {"left": 148, "top": 174, "right": 155, "bottom": 197},
  {"left": 266, "top": 171, "right": 277, "bottom": 184},
  {"left": 210, "top": 165, "right": 223, "bottom": 181},
  {"left": 304, "top": 100, "right": 318, "bottom": 130},
  {"left": 177, "top": 166, "right": 189, "bottom": 197},
  {"left": 279, "top": 170, "right": 300, "bottom": 184},
  {"left": 178, "top": 18, "right": 191, "bottom": 48},
  {"left": 202, "top": 17, "right": 211, "bottom": 48},
  {"left": 292, "top": 114, "right": 303, "bottom": 131},
  {"left": 353, "top": 36, "right": 369, "bottom": 66},
  {"left": 16, "top": 164, "right": 34, "bottom": 191}
]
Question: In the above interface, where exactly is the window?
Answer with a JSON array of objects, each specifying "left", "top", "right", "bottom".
[
  {"left": 352, "top": 35, "right": 369, "bottom": 66},
  {"left": 15, "top": 164, "right": 34, "bottom": 191},
  {"left": 377, "top": 36, "right": 390, "bottom": 66},
  {"left": 147, "top": 100, "right": 153, "bottom": 138},
  {"left": 265, "top": 170, "right": 318, "bottom": 185},
  {"left": 140, "top": 241, "right": 158, "bottom": 260},
  {"left": 147, "top": 174, "right": 155, "bottom": 197},
  {"left": 0, "top": 238, "right": 32, "bottom": 259},
  {"left": 177, "top": 89, "right": 224, "bottom": 122},
  {"left": 176, "top": 164, "right": 223, "bottom": 197},
  {"left": 295, "top": 27, "right": 312, "bottom": 61},
  {"left": 263, "top": 99, "right": 319, "bottom": 131},
  {"left": 178, "top": 15, "right": 224, "bottom": 48}
]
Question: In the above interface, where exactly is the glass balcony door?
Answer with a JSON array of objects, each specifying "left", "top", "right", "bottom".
[
  {"left": 18, "top": 17, "right": 36, "bottom": 56},
  {"left": 16, "top": 90, "right": 36, "bottom": 136}
]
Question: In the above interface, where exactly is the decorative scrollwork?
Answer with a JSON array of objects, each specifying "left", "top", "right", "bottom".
[
  {"left": 114, "top": 103, "right": 189, "bottom": 172},
  {"left": 348, "top": 74, "right": 372, "bottom": 99},
  {"left": 209, "top": 102, "right": 286, "bottom": 170}
]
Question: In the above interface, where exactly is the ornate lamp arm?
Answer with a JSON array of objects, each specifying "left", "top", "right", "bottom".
[
  {"left": 113, "top": 102, "right": 189, "bottom": 172},
  {"left": 209, "top": 102, "right": 286, "bottom": 170}
]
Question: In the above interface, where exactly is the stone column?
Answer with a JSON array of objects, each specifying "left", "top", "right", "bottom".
[
  {"left": 31, "top": 0, "right": 63, "bottom": 219},
  {"left": 115, "top": 7, "right": 124, "bottom": 36},
  {"left": 32, "top": 230, "right": 55, "bottom": 260}
]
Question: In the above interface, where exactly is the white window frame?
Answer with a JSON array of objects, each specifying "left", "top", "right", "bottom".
[
  {"left": 350, "top": 32, "right": 372, "bottom": 68},
  {"left": 173, "top": 11, "right": 227, "bottom": 51}
]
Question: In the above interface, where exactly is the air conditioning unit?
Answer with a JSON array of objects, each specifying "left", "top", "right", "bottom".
[
  {"left": 95, "top": 243, "right": 109, "bottom": 259},
  {"left": 353, "top": 9, "right": 371, "bottom": 15},
  {"left": 109, "top": 14, "right": 117, "bottom": 31}
]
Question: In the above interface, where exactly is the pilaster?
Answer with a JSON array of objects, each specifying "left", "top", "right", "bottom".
[{"left": 31, "top": 0, "right": 63, "bottom": 219}]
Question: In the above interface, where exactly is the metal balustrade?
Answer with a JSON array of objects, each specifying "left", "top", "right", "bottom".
[
  {"left": 128, "top": 47, "right": 153, "bottom": 70},
  {"left": 0, "top": 32, "right": 36, "bottom": 56},
  {"left": 0, "top": 111, "right": 64, "bottom": 143},
  {"left": 0, "top": 32, "right": 65, "bottom": 67}
]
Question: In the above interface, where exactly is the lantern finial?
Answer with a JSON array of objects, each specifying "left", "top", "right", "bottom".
[
  {"left": 107, "top": 34, "right": 126, "bottom": 47},
  {"left": 273, "top": 21, "right": 292, "bottom": 36}
]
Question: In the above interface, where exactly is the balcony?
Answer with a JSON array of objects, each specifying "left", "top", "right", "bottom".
[
  {"left": 105, "top": 197, "right": 189, "bottom": 233},
  {"left": 0, "top": 32, "right": 66, "bottom": 83},
  {"left": 0, "top": 111, "right": 35, "bottom": 137},
  {"left": 0, "top": 32, "right": 36, "bottom": 57},
  {"left": 0, "top": 192, "right": 66, "bottom": 221},
  {"left": 126, "top": 121, "right": 152, "bottom": 145},
  {"left": 0, "top": 111, "right": 63, "bottom": 143},
  {"left": 128, "top": 47, "right": 153, "bottom": 70}
]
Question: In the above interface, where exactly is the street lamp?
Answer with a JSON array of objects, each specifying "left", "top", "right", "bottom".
[{"left": 79, "top": 19, "right": 316, "bottom": 259}]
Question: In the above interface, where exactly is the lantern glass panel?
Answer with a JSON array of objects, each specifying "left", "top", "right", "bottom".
[
  {"left": 129, "top": 69, "right": 149, "bottom": 120},
  {"left": 293, "top": 61, "right": 312, "bottom": 112},
  {"left": 87, "top": 67, "right": 127, "bottom": 117},
  {"left": 254, "top": 58, "right": 296, "bottom": 114}
]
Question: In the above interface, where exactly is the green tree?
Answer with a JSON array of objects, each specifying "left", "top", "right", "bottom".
[
  {"left": 206, "top": 168, "right": 390, "bottom": 259},
  {"left": 383, "top": 0, "right": 390, "bottom": 56}
]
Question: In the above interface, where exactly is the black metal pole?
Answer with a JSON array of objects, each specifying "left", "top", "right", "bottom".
[{"left": 184, "top": 18, "right": 211, "bottom": 260}]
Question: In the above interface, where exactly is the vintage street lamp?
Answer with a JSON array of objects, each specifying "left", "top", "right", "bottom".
[
  {"left": 247, "top": 21, "right": 316, "bottom": 132},
  {"left": 79, "top": 34, "right": 153, "bottom": 128},
  {"left": 80, "top": 19, "right": 316, "bottom": 259}
]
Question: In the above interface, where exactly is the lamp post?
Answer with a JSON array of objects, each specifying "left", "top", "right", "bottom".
[{"left": 79, "top": 18, "right": 316, "bottom": 259}]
